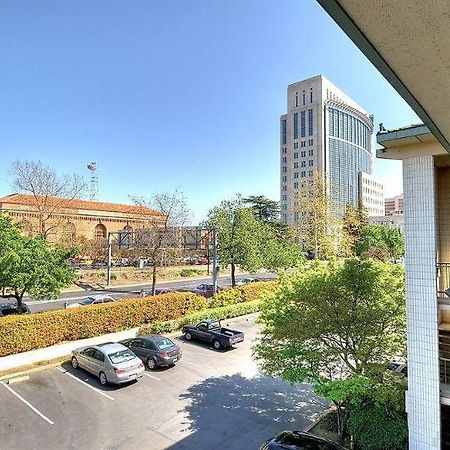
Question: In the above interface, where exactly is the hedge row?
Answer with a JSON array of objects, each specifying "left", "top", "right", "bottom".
[
  {"left": 140, "top": 299, "right": 262, "bottom": 335},
  {"left": 0, "top": 292, "right": 206, "bottom": 357},
  {"left": 0, "top": 281, "right": 278, "bottom": 357},
  {"left": 209, "top": 281, "right": 277, "bottom": 308}
]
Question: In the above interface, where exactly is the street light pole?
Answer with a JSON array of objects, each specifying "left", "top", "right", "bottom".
[
  {"left": 212, "top": 228, "right": 218, "bottom": 293},
  {"left": 107, "top": 232, "right": 112, "bottom": 286}
]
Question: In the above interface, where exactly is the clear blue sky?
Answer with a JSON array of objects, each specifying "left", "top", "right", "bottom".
[{"left": 0, "top": 0, "right": 418, "bottom": 223}]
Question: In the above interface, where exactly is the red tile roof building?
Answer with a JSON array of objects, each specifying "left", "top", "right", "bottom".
[{"left": 0, "top": 193, "right": 164, "bottom": 242}]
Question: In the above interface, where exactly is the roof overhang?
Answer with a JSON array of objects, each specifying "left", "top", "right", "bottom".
[{"left": 317, "top": 0, "right": 450, "bottom": 153}]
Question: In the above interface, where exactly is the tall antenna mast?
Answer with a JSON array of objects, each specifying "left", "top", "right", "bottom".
[{"left": 87, "top": 162, "right": 98, "bottom": 201}]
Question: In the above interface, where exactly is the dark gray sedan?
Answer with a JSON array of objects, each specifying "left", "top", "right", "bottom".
[{"left": 120, "top": 335, "right": 182, "bottom": 370}]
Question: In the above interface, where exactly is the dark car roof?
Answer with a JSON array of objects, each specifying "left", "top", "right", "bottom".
[
  {"left": 140, "top": 335, "right": 176, "bottom": 342},
  {"left": 272, "top": 431, "right": 346, "bottom": 449}
]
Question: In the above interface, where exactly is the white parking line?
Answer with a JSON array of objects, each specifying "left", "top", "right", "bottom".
[
  {"left": 180, "top": 359, "right": 200, "bottom": 368},
  {"left": 0, "top": 381, "right": 54, "bottom": 425},
  {"left": 143, "top": 373, "right": 161, "bottom": 381},
  {"left": 56, "top": 367, "right": 114, "bottom": 400}
]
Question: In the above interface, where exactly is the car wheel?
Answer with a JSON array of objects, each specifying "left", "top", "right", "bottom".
[
  {"left": 147, "top": 357, "right": 157, "bottom": 370},
  {"left": 71, "top": 356, "right": 79, "bottom": 369},
  {"left": 213, "top": 340, "right": 221, "bottom": 350},
  {"left": 99, "top": 371, "right": 108, "bottom": 386},
  {"left": 185, "top": 332, "right": 192, "bottom": 341}
]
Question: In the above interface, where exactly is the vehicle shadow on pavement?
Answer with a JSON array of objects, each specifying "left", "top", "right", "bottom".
[
  {"left": 59, "top": 361, "right": 136, "bottom": 392},
  {"left": 166, "top": 373, "right": 329, "bottom": 450}
]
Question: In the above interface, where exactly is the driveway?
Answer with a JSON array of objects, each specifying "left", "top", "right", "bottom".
[{"left": 0, "top": 314, "right": 328, "bottom": 449}]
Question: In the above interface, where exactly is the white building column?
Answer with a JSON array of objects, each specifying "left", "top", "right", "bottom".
[{"left": 403, "top": 155, "right": 441, "bottom": 449}]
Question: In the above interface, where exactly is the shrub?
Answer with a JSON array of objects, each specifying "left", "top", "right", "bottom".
[
  {"left": 180, "top": 268, "right": 200, "bottom": 277},
  {"left": 209, "top": 281, "right": 278, "bottom": 308},
  {"left": 0, "top": 292, "right": 206, "bottom": 357},
  {"left": 140, "top": 300, "right": 262, "bottom": 335}
]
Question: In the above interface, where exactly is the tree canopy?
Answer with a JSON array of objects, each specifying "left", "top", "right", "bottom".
[
  {"left": 355, "top": 224, "right": 404, "bottom": 261},
  {"left": 242, "top": 195, "right": 280, "bottom": 223},
  {"left": 0, "top": 215, "right": 76, "bottom": 309},
  {"left": 255, "top": 258, "right": 406, "bottom": 383}
]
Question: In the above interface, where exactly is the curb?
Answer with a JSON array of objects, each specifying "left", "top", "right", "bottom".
[
  {"left": 304, "top": 406, "right": 335, "bottom": 432},
  {"left": 0, "top": 361, "right": 64, "bottom": 381}
]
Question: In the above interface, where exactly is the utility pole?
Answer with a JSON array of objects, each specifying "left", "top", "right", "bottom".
[
  {"left": 212, "top": 228, "right": 218, "bottom": 293},
  {"left": 107, "top": 232, "right": 112, "bottom": 286}
]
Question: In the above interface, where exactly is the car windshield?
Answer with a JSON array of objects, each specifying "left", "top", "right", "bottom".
[
  {"left": 108, "top": 349, "right": 136, "bottom": 364},
  {"left": 79, "top": 297, "right": 95, "bottom": 305},
  {"left": 153, "top": 337, "right": 175, "bottom": 350}
]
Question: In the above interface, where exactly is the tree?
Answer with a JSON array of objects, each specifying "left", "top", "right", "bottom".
[
  {"left": 206, "top": 196, "right": 265, "bottom": 286},
  {"left": 356, "top": 224, "right": 404, "bottom": 261},
  {"left": 10, "top": 160, "right": 86, "bottom": 239},
  {"left": 131, "top": 190, "right": 190, "bottom": 295},
  {"left": 342, "top": 205, "right": 368, "bottom": 256},
  {"left": 242, "top": 195, "right": 280, "bottom": 223},
  {"left": 0, "top": 215, "right": 76, "bottom": 310},
  {"left": 255, "top": 258, "right": 406, "bottom": 434},
  {"left": 293, "top": 172, "right": 347, "bottom": 259}
]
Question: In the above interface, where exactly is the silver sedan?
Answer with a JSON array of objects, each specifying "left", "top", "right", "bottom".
[{"left": 71, "top": 343, "right": 145, "bottom": 385}]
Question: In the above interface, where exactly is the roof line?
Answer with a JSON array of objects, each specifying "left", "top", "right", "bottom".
[{"left": 316, "top": 0, "right": 450, "bottom": 153}]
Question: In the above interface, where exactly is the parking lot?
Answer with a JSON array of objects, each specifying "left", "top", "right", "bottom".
[{"left": 0, "top": 315, "right": 328, "bottom": 450}]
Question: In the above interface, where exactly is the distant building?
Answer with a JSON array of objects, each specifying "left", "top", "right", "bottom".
[
  {"left": 280, "top": 75, "right": 375, "bottom": 224},
  {"left": 0, "top": 193, "right": 164, "bottom": 243},
  {"left": 385, "top": 194, "right": 404, "bottom": 216},
  {"left": 358, "top": 172, "right": 385, "bottom": 216},
  {"left": 369, "top": 214, "right": 404, "bottom": 232}
]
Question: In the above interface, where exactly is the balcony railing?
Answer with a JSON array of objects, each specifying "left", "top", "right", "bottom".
[
  {"left": 440, "top": 333, "right": 450, "bottom": 386},
  {"left": 436, "top": 263, "right": 450, "bottom": 299}
]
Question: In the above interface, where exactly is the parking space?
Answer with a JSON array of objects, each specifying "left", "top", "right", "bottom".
[{"left": 0, "top": 314, "right": 328, "bottom": 450}]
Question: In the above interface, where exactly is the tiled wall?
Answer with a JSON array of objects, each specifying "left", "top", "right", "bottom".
[{"left": 403, "top": 155, "right": 441, "bottom": 449}]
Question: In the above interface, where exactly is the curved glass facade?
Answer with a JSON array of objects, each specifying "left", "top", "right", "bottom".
[{"left": 327, "top": 107, "right": 372, "bottom": 208}]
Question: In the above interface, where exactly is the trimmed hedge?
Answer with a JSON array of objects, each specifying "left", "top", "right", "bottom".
[
  {"left": 0, "top": 281, "right": 278, "bottom": 357},
  {"left": 139, "top": 300, "right": 262, "bottom": 335},
  {"left": 0, "top": 292, "right": 206, "bottom": 357},
  {"left": 209, "top": 281, "right": 277, "bottom": 308}
]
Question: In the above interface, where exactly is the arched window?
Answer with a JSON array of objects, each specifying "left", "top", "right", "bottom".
[
  {"left": 120, "top": 224, "right": 133, "bottom": 248},
  {"left": 95, "top": 223, "right": 107, "bottom": 240},
  {"left": 62, "top": 222, "right": 76, "bottom": 241}
]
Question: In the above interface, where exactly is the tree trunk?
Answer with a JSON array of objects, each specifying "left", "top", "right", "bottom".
[
  {"left": 231, "top": 263, "right": 236, "bottom": 287},
  {"left": 14, "top": 290, "right": 25, "bottom": 313},
  {"left": 151, "top": 264, "right": 157, "bottom": 296}
]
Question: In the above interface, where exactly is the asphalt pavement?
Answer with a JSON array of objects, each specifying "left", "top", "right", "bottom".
[
  {"left": 0, "top": 314, "right": 327, "bottom": 450},
  {"left": 25, "top": 273, "right": 276, "bottom": 313}
]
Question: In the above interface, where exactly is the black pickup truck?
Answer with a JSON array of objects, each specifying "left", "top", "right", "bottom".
[{"left": 182, "top": 319, "right": 245, "bottom": 350}]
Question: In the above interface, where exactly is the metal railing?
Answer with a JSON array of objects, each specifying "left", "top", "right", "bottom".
[{"left": 440, "top": 333, "right": 450, "bottom": 385}]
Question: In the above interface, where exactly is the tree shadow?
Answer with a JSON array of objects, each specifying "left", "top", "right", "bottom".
[{"left": 166, "top": 373, "right": 329, "bottom": 450}]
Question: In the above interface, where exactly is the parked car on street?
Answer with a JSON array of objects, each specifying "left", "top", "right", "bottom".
[
  {"left": 260, "top": 431, "right": 346, "bottom": 450},
  {"left": 0, "top": 300, "right": 30, "bottom": 317},
  {"left": 236, "top": 277, "right": 258, "bottom": 285},
  {"left": 66, "top": 294, "right": 117, "bottom": 309},
  {"left": 120, "top": 335, "right": 182, "bottom": 369},
  {"left": 71, "top": 342, "right": 145, "bottom": 385},
  {"left": 182, "top": 319, "right": 244, "bottom": 350},
  {"left": 190, "top": 283, "right": 223, "bottom": 298}
]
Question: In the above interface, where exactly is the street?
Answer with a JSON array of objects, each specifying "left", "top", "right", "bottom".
[
  {"left": 25, "top": 273, "right": 276, "bottom": 313},
  {"left": 0, "top": 314, "right": 327, "bottom": 450}
]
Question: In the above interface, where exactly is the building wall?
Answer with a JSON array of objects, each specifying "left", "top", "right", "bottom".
[
  {"left": 403, "top": 155, "right": 441, "bottom": 450},
  {"left": 358, "top": 171, "right": 385, "bottom": 216},
  {"left": 385, "top": 194, "right": 404, "bottom": 215},
  {"left": 280, "top": 75, "right": 374, "bottom": 224},
  {"left": 0, "top": 202, "right": 155, "bottom": 242}
]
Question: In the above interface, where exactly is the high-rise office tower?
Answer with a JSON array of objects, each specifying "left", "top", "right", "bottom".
[{"left": 280, "top": 75, "right": 381, "bottom": 223}]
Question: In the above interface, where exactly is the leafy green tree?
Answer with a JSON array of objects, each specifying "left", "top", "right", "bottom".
[
  {"left": 0, "top": 215, "right": 76, "bottom": 310},
  {"left": 242, "top": 195, "right": 280, "bottom": 223},
  {"left": 255, "top": 258, "right": 406, "bottom": 434},
  {"left": 356, "top": 224, "right": 404, "bottom": 261},
  {"left": 206, "top": 197, "right": 265, "bottom": 286}
]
